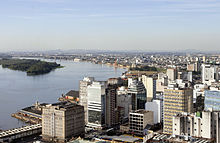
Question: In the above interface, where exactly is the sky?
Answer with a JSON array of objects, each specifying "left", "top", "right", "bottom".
[{"left": 0, "top": 0, "right": 220, "bottom": 52}]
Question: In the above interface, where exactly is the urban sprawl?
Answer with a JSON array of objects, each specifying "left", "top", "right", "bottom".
[{"left": 1, "top": 52, "right": 220, "bottom": 143}]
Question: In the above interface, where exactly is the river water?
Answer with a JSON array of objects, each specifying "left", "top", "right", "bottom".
[{"left": 0, "top": 59, "right": 126, "bottom": 130}]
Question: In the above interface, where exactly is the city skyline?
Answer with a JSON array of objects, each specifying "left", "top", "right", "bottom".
[{"left": 0, "top": 0, "right": 220, "bottom": 52}]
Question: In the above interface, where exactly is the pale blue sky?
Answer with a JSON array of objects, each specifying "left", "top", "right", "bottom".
[{"left": 0, "top": 0, "right": 220, "bottom": 52}]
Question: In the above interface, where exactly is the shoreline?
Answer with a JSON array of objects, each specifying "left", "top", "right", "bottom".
[{"left": 13, "top": 56, "right": 130, "bottom": 70}]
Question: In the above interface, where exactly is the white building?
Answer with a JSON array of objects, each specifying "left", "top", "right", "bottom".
[
  {"left": 193, "top": 84, "right": 207, "bottom": 103},
  {"left": 201, "top": 64, "right": 215, "bottom": 85},
  {"left": 145, "top": 100, "right": 162, "bottom": 124},
  {"left": 87, "top": 81, "right": 107, "bottom": 128},
  {"left": 79, "top": 77, "right": 95, "bottom": 124},
  {"left": 172, "top": 111, "right": 220, "bottom": 143}
]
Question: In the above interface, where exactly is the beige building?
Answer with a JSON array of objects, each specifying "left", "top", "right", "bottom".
[
  {"left": 156, "top": 73, "right": 168, "bottom": 92},
  {"left": 129, "top": 110, "right": 153, "bottom": 135},
  {"left": 142, "top": 75, "right": 156, "bottom": 101},
  {"left": 166, "top": 68, "right": 177, "bottom": 82},
  {"left": 42, "top": 102, "right": 85, "bottom": 142},
  {"left": 163, "top": 87, "right": 193, "bottom": 134},
  {"left": 173, "top": 111, "right": 220, "bottom": 143}
]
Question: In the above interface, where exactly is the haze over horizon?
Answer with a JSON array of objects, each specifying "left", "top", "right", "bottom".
[{"left": 0, "top": 0, "right": 220, "bottom": 52}]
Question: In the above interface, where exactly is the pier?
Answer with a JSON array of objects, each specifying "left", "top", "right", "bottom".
[{"left": 0, "top": 124, "right": 42, "bottom": 142}]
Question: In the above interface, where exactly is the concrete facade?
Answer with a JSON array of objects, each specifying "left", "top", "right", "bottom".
[
  {"left": 163, "top": 88, "right": 193, "bottom": 134},
  {"left": 42, "top": 102, "right": 85, "bottom": 143},
  {"left": 142, "top": 75, "right": 156, "bottom": 102},
  {"left": 172, "top": 111, "right": 220, "bottom": 143},
  {"left": 129, "top": 110, "right": 153, "bottom": 135},
  {"left": 145, "top": 100, "right": 162, "bottom": 124}
]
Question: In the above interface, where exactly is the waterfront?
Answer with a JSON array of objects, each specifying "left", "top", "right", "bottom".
[{"left": 0, "top": 59, "right": 126, "bottom": 130}]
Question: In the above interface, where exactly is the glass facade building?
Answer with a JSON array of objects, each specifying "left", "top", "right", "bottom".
[
  {"left": 204, "top": 90, "right": 220, "bottom": 111},
  {"left": 128, "top": 80, "right": 146, "bottom": 110},
  {"left": 87, "top": 81, "right": 106, "bottom": 128}
]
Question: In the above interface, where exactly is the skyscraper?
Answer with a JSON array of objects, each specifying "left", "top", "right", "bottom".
[
  {"left": 87, "top": 81, "right": 107, "bottom": 128},
  {"left": 128, "top": 80, "right": 146, "bottom": 110},
  {"left": 204, "top": 89, "right": 220, "bottom": 111},
  {"left": 106, "top": 84, "right": 117, "bottom": 127},
  {"left": 79, "top": 77, "right": 94, "bottom": 124},
  {"left": 142, "top": 75, "right": 156, "bottom": 101},
  {"left": 163, "top": 87, "right": 193, "bottom": 134}
]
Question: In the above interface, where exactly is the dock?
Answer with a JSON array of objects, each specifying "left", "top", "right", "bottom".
[
  {"left": 0, "top": 124, "right": 42, "bottom": 143},
  {"left": 11, "top": 101, "right": 46, "bottom": 124}
]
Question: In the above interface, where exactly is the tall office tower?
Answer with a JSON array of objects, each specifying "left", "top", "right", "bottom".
[
  {"left": 142, "top": 75, "right": 156, "bottom": 102},
  {"left": 203, "top": 56, "right": 206, "bottom": 63},
  {"left": 163, "top": 87, "right": 193, "bottom": 134},
  {"left": 201, "top": 64, "right": 215, "bottom": 85},
  {"left": 42, "top": 102, "right": 85, "bottom": 142},
  {"left": 87, "top": 81, "right": 107, "bottom": 128},
  {"left": 172, "top": 111, "right": 220, "bottom": 143},
  {"left": 106, "top": 84, "right": 117, "bottom": 127},
  {"left": 129, "top": 110, "right": 154, "bottom": 135},
  {"left": 128, "top": 80, "right": 146, "bottom": 110},
  {"left": 166, "top": 68, "right": 177, "bottom": 82},
  {"left": 79, "top": 77, "right": 94, "bottom": 124},
  {"left": 204, "top": 89, "right": 220, "bottom": 111}
]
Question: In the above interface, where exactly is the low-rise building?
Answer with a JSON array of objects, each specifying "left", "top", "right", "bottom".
[{"left": 129, "top": 110, "right": 153, "bottom": 135}]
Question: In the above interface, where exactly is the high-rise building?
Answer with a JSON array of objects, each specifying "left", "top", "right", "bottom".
[
  {"left": 201, "top": 64, "right": 215, "bottom": 85},
  {"left": 128, "top": 80, "right": 146, "bottom": 110},
  {"left": 156, "top": 73, "right": 168, "bottom": 92},
  {"left": 87, "top": 81, "right": 106, "bottom": 128},
  {"left": 172, "top": 111, "right": 220, "bottom": 143},
  {"left": 79, "top": 77, "right": 94, "bottom": 124},
  {"left": 166, "top": 68, "right": 177, "bottom": 82},
  {"left": 163, "top": 87, "right": 193, "bottom": 134},
  {"left": 117, "top": 86, "right": 132, "bottom": 118},
  {"left": 42, "top": 102, "right": 85, "bottom": 142},
  {"left": 145, "top": 100, "right": 162, "bottom": 124},
  {"left": 106, "top": 84, "right": 117, "bottom": 127},
  {"left": 142, "top": 75, "right": 156, "bottom": 102},
  {"left": 129, "top": 110, "right": 154, "bottom": 135},
  {"left": 204, "top": 89, "right": 220, "bottom": 111}
]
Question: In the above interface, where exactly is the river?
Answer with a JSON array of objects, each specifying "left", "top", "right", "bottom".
[{"left": 0, "top": 59, "right": 126, "bottom": 130}]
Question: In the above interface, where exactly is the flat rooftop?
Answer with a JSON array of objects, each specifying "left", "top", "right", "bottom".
[{"left": 130, "top": 109, "right": 152, "bottom": 114}]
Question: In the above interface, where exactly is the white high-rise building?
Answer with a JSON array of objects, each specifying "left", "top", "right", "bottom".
[
  {"left": 145, "top": 100, "right": 162, "bottom": 124},
  {"left": 79, "top": 77, "right": 95, "bottom": 124},
  {"left": 201, "top": 64, "right": 215, "bottom": 85},
  {"left": 87, "top": 81, "right": 107, "bottom": 128},
  {"left": 172, "top": 111, "right": 220, "bottom": 143}
]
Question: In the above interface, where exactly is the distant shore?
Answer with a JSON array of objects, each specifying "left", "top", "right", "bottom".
[{"left": 0, "top": 58, "right": 62, "bottom": 76}]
